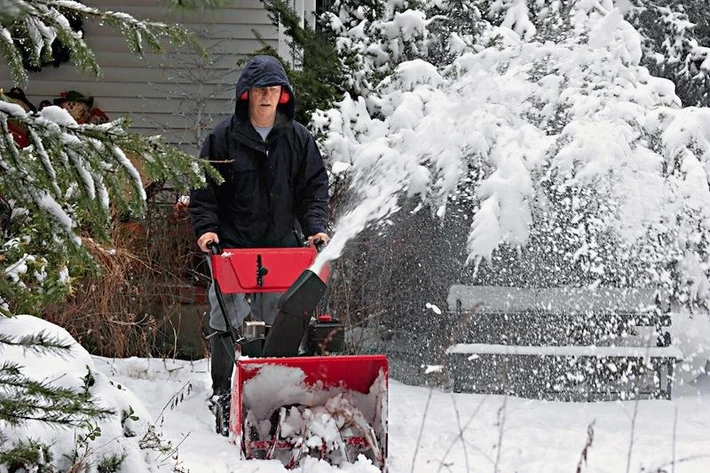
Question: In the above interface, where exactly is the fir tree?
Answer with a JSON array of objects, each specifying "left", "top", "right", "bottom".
[
  {"left": 251, "top": 0, "right": 345, "bottom": 125},
  {"left": 627, "top": 0, "right": 710, "bottom": 107},
  {"left": 0, "top": 0, "right": 214, "bottom": 314},
  {"left": 0, "top": 0, "right": 212, "bottom": 447}
]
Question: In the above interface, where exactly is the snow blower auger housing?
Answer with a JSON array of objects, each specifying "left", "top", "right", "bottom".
[{"left": 209, "top": 245, "right": 389, "bottom": 471}]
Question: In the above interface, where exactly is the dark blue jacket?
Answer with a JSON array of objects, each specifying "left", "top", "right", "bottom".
[{"left": 189, "top": 56, "right": 329, "bottom": 248}]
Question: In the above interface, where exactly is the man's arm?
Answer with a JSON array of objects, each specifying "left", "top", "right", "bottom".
[
  {"left": 294, "top": 131, "right": 330, "bottom": 240},
  {"left": 189, "top": 134, "right": 222, "bottom": 251}
]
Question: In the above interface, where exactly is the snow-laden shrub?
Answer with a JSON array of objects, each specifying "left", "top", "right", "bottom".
[
  {"left": 321, "top": 0, "right": 488, "bottom": 97},
  {"left": 626, "top": 0, "right": 710, "bottom": 107},
  {"left": 314, "top": 1, "right": 710, "bottom": 372},
  {"left": 0, "top": 315, "right": 177, "bottom": 472}
]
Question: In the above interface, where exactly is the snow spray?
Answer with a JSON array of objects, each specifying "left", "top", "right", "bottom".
[{"left": 310, "top": 157, "right": 412, "bottom": 275}]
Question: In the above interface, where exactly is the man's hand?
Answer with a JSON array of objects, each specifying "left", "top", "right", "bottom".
[
  {"left": 307, "top": 232, "right": 329, "bottom": 247},
  {"left": 197, "top": 232, "right": 219, "bottom": 253}
]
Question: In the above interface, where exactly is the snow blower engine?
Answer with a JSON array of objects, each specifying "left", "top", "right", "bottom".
[{"left": 208, "top": 244, "right": 388, "bottom": 470}]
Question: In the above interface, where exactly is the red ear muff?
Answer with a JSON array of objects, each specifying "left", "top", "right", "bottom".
[
  {"left": 240, "top": 91, "right": 248, "bottom": 100},
  {"left": 279, "top": 90, "right": 290, "bottom": 104}
]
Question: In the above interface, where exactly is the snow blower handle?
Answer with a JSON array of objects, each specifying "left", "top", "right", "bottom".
[
  {"left": 207, "top": 241, "right": 222, "bottom": 255},
  {"left": 206, "top": 241, "right": 239, "bottom": 345},
  {"left": 313, "top": 238, "right": 326, "bottom": 251}
]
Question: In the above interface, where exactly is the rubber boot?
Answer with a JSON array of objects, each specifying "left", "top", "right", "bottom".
[{"left": 209, "top": 331, "right": 234, "bottom": 436}]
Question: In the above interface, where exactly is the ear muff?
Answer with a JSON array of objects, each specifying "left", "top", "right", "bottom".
[
  {"left": 240, "top": 89, "right": 289, "bottom": 103},
  {"left": 279, "top": 89, "right": 290, "bottom": 104}
]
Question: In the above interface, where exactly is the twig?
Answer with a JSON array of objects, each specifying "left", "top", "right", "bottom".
[
  {"left": 410, "top": 386, "right": 434, "bottom": 473},
  {"left": 161, "top": 358, "right": 185, "bottom": 373},
  {"left": 423, "top": 302, "right": 484, "bottom": 391},
  {"left": 167, "top": 317, "right": 179, "bottom": 360},
  {"left": 105, "top": 314, "right": 151, "bottom": 326},
  {"left": 493, "top": 397, "right": 507, "bottom": 473},
  {"left": 447, "top": 303, "right": 484, "bottom": 350},
  {"left": 625, "top": 396, "right": 640, "bottom": 473},
  {"left": 436, "top": 395, "right": 489, "bottom": 473},
  {"left": 648, "top": 453, "right": 710, "bottom": 472},
  {"left": 575, "top": 420, "right": 595, "bottom": 473},
  {"left": 672, "top": 406, "right": 678, "bottom": 473},
  {"left": 428, "top": 301, "right": 487, "bottom": 472},
  {"left": 157, "top": 431, "right": 191, "bottom": 464},
  {"left": 452, "top": 395, "right": 470, "bottom": 473},
  {"left": 154, "top": 380, "right": 193, "bottom": 425}
]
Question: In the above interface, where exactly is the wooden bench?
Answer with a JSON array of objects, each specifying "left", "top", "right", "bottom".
[{"left": 444, "top": 286, "right": 680, "bottom": 401}]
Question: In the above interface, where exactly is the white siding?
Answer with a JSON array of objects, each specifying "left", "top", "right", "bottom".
[
  {"left": 0, "top": 0, "right": 279, "bottom": 154},
  {"left": 279, "top": 0, "right": 316, "bottom": 67}
]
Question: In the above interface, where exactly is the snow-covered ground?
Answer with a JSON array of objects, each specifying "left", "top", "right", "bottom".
[
  {"left": 94, "top": 355, "right": 710, "bottom": 473},
  {"left": 6, "top": 4, "right": 710, "bottom": 472}
]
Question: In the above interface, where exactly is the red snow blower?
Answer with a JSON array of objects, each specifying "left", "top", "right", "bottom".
[{"left": 208, "top": 244, "right": 388, "bottom": 470}]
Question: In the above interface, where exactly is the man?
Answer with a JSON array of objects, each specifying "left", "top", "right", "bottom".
[{"left": 188, "top": 55, "right": 330, "bottom": 434}]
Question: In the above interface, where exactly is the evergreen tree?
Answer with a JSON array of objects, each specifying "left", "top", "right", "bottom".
[
  {"left": 249, "top": 0, "right": 345, "bottom": 125},
  {"left": 0, "top": 0, "right": 213, "bottom": 457},
  {"left": 626, "top": 0, "right": 710, "bottom": 107},
  {"left": 0, "top": 0, "right": 213, "bottom": 314}
]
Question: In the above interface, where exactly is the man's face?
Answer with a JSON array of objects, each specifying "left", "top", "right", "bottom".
[{"left": 248, "top": 85, "right": 281, "bottom": 124}]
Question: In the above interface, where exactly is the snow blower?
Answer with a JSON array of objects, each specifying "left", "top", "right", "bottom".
[{"left": 208, "top": 244, "right": 388, "bottom": 470}]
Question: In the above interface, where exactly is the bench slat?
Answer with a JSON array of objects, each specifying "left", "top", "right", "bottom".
[{"left": 447, "top": 343, "right": 682, "bottom": 359}]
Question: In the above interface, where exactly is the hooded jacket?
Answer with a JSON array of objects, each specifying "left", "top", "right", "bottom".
[{"left": 189, "top": 56, "right": 329, "bottom": 248}]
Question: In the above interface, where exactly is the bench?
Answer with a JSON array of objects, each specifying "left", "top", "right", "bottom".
[{"left": 444, "top": 286, "right": 681, "bottom": 401}]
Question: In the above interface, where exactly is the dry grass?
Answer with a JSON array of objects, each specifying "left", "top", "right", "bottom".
[{"left": 43, "top": 197, "right": 209, "bottom": 359}]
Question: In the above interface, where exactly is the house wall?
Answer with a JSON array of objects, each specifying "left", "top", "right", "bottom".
[{"left": 0, "top": 0, "right": 314, "bottom": 154}]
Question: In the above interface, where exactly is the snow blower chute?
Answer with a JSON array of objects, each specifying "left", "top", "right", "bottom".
[{"left": 208, "top": 244, "right": 388, "bottom": 470}]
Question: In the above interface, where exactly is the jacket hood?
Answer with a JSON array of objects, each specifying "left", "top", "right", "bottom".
[{"left": 235, "top": 55, "right": 295, "bottom": 120}]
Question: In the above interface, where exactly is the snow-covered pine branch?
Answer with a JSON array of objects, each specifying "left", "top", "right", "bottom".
[
  {"left": 315, "top": 0, "right": 710, "bottom": 307},
  {"left": 0, "top": 315, "right": 181, "bottom": 472},
  {"left": 0, "top": 98, "right": 207, "bottom": 309},
  {"left": 0, "top": 1, "right": 213, "bottom": 315},
  {"left": 2, "top": 0, "right": 203, "bottom": 86},
  {"left": 0, "top": 1, "right": 216, "bottom": 471}
]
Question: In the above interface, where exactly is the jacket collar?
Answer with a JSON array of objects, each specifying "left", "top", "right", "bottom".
[{"left": 231, "top": 112, "right": 290, "bottom": 151}]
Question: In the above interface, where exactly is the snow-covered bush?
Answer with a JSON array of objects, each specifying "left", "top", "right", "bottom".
[
  {"left": 313, "top": 0, "right": 710, "bottom": 372},
  {"left": 0, "top": 315, "right": 177, "bottom": 472},
  {"left": 322, "top": 0, "right": 489, "bottom": 97},
  {"left": 1, "top": 1, "right": 209, "bottom": 315},
  {"left": 627, "top": 0, "right": 710, "bottom": 107}
]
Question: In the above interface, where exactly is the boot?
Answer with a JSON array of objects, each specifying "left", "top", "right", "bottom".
[
  {"left": 209, "top": 331, "right": 235, "bottom": 436},
  {"left": 209, "top": 393, "right": 231, "bottom": 437}
]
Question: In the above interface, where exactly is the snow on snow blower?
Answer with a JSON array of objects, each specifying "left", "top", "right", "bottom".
[{"left": 208, "top": 243, "right": 388, "bottom": 470}]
